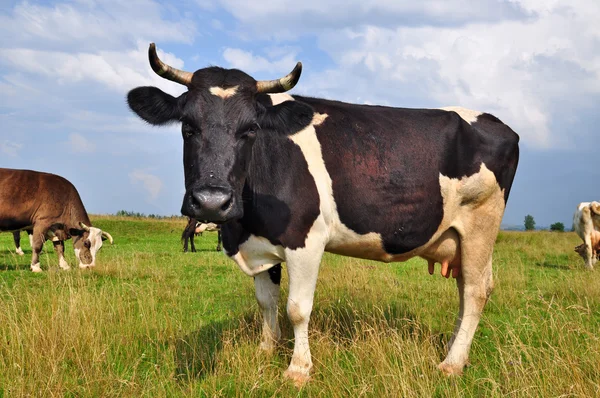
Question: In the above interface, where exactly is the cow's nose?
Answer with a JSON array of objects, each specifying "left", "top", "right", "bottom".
[{"left": 192, "top": 188, "right": 232, "bottom": 212}]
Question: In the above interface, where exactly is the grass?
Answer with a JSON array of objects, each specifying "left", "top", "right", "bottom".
[{"left": 0, "top": 217, "right": 599, "bottom": 397}]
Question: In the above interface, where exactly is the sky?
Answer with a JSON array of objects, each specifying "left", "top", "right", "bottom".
[{"left": 1, "top": 0, "right": 599, "bottom": 228}]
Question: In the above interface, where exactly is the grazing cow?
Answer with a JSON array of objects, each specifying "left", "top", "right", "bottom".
[
  {"left": 182, "top": 218, "right": 222, "bottom": 252},
  {"left": 573, "top": 202, "right": 600, "bottom": 269},
  {"left": 127, "top": 44, "right": 520, "bottom": 382},
  {"left": 0, "top": 168, "right": 114, "bottom": 272},
  {"left": 12, "top": 229, "right": 33, "bottom": 256}
]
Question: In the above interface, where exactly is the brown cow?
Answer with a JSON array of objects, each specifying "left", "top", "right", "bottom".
[{"left": 0, "top": 168, "right": 113, "bottom": 272}]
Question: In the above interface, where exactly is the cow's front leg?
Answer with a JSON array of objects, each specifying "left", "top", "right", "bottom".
[
  {"left": 283, "top": 246, "right": 324, "bottom": 386},
  {"left": 53, "top": 240, "right": 70, "bottom": 270},
  {"left": 255, "top": 264, "right": 282, "bottom": 352}
]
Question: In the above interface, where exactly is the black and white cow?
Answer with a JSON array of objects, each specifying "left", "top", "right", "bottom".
[{"left": 127, "top": 44, "right": 520, "bottom": 383}]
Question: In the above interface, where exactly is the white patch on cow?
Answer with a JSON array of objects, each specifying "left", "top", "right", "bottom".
[
  {"left": 209, "top": 85, "right": 238, "bottom": 99},
  {"left": 440, "top": 106, "right": 482, "bottom": 125},
  {"left": 75, "top": 226, "right": 104, "bottom": 268},
  {"left": 15, "top": 247, "right": 24, "bottom": 256},
  {"left": 268, "top": 93, "right": 295, "bottom": 106},
  {"left": 230, "top": 235, "right": 285, "bottom": 277},
  {"left": 31, "top": 263, "right": 42, "bottom": 273},
  {"left": 288, "top": 113, "right": 392, "bottom": 261},
  {"left": 196, "top": 222, "right": 219, "bottom": 233},
  {"left": 28, "top": 233, "right": 33, "bottom": 248},
  {"left": 59, "top": 256, "right": 70, "bottom": 270}
]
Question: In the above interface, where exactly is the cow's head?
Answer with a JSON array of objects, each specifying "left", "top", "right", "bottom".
[
  {"left": 127, "top": 43, "right": 302, "bottom": 222},
  {"left": 70, "top": 223, "right": 114, "bottom": 268}
]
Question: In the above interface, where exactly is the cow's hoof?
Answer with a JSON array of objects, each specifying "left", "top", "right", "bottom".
[
  {"left": 259, "top": 341, "right": 277, "bottom": 354},
  {"left": 438, "top": 361, "right": 464, "bottom": 376},
  {"left": 283, "top": 369, "right": 310, "bottom": 388},
  {"left": 31, "top": 264, "right": 42, "bottom": 273},
  {"left": 16, "top": 248, "right": 24, "bottom": 256}
]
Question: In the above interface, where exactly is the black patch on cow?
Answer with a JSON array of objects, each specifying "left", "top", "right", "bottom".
[
  {"left": 259, "top": 100, "right": 314, "bottom": 137},
  {"left": 295, "top": 96, "right": 519, "bottom": 255},
  {"left": 221, "top": 125, "right": 320, "bottom": 253},
  {"left": 470, "top": 113, "right": 520, "bottom": 202},
  {"left": 268, "top": 263, "right": 282, "bottom": 285}
]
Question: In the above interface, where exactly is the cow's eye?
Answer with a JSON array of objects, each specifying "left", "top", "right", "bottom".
[
  {"left": 241, "top": 124, "right": 258, "bottom": 140},
  {"left": 182, "top": 122, "right": 195, "bottom": 139}
]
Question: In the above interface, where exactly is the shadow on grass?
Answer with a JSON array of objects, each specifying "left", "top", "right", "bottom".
[
  {"left": 535, "top": 261, "right": 572, "bottom": 270},
  {"left": 173, "top": 296, "right": 443, "bottom": 382},
  {"left": 173, "top": 312, "right": 258, "bottom": 382}
]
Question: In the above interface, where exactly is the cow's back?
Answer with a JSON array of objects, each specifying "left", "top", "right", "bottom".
[{"left": 0, "top": 168, "right": 88, "bottom": 231}]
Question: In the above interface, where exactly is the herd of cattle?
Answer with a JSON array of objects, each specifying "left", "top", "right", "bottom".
[{"left": 0, "top": 42, "right": 598, "bottom": 383}]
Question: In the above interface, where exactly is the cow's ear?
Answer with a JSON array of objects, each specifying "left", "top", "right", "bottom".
[
  {"left": 69, "top": 228, "right": 84, "bottom": 236},
  {"left": 127, "top": 86, "right": 183, "bottom": 126}
]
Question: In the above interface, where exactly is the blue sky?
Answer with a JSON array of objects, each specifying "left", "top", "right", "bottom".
[{"left": 1, "top": 0, "right": 599, "bottom": 228}]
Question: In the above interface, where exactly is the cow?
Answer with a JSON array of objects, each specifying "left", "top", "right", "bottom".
[
  {"left": 182, "top": 217, "right": 222, "bottom": 252},
  {"left": 573, "top": 201, "right": 600, "bottom": 269},
  {"left": 127, "top": 43, "right": 520, "bottom": 383},
  {"left": 0, "top": 168, "right": 114, "bottom": 272}
]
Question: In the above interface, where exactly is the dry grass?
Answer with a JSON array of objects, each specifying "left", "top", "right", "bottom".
[{"left": 0, "top": 220, "right": 599, "bottom": 397}]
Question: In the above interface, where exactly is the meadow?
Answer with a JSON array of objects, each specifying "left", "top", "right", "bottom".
[{"left": 0, "top": 217, "right": 598, "bottom": 397}]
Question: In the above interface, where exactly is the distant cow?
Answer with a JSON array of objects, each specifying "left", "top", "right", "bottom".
[
  {"left": 573, "top": 202, "right": 600, "bottom": 269},
  {"left": 182, "top": 218, "right": 221, "bottom": 252},
  {"left": 12, "top": 229, "right": 33, "bottom": 256},
  {"left": 0, "top": 168, "right": 114, "bottom": 272},
  {"left": 127, "top": 44, "right": 519, "bottom": 381}
]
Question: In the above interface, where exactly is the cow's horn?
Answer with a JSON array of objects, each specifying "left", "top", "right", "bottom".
[
  {"left": 79, "top": 222, "right": 91, "bottom": 232},
  {"left": 148, "top": 43, "right": 193, "bottom": 86},
  {"left": 102, "top": 231, "right": 114, "bottom": 245},
  {"left": 256, "top": 62, "right": 302, "bottom": 94}
]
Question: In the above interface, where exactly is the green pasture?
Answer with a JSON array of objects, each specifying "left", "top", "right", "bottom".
[{"left": 0, "top": 217, "right": 598, "bottom": 397}]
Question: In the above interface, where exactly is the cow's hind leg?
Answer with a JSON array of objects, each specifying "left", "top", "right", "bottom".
[
  {"left": 439, "top": 233, "right": 495, "bottom": 375},
  {"left": 13, "top": 231, "right": 24, "bottom": 256},
  {"left": 190, "top": 235, "right": 196, "bottom": 253},
  {"left": 283, "top": 239, "right": 325, "bottom": 386},
  {"left": 30, "top": 227, "right": 47, "bottom": 273},
  {"left": 255, "top": 264, "right": 282, "bottom": 352}
]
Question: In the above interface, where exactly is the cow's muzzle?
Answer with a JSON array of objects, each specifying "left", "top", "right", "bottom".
[{"left": 182, "top": 186, "right": 239, "bottom": 222}]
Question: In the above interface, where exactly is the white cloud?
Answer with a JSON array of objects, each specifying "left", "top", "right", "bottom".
[
  {"left": 222, "top": 48, "right": 299, "bottom": 74},
  {"left": 129, "top": 170, "right": 163, "bottom": 200},
  {"left": 67, "top": 133, "right": 96, "bottom": 153},
  {"left": 0, "top": 140, "right": 23, "bottom": 157},
  {"left": 0, "top": 42, "right": 187, "bottom": 96},
  {"left": 0, "top": 0, "right": 195, "bottom": 52}
]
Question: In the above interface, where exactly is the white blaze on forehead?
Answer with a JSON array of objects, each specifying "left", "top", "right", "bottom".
[
  {"left": 440, "top": 106, "right": 482, "bottom": 125},
  {"left": 209, "top": 85, "right": 239, "bottom": 99}
]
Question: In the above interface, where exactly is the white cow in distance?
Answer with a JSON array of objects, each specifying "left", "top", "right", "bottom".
[{"left": 573, "top": 201, "right": 600, "bottom": 269}]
